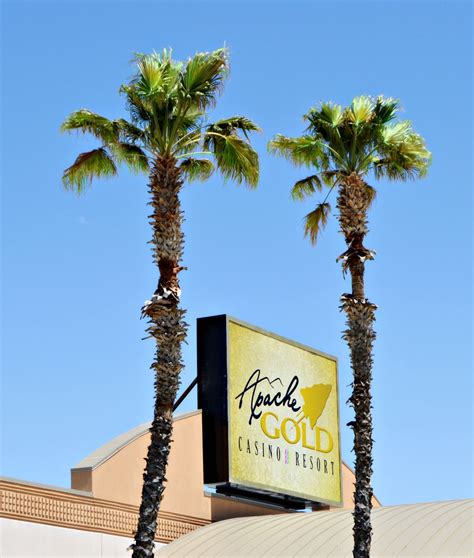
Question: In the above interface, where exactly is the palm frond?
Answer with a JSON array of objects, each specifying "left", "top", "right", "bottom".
[
  {"left": 291, "top": 175, "right": 323, "bottom": 200},
  {"left": 135, "top": 54, "right": 165, "bottom": 96},
  {"left": 381, "top": 120, "right": 413, "bottom": 144},
  {"left": 372, "top": 96, "right": 399, "bottom": 125},
  {"left": 348, "top": 96, "right": 375, "bottom": 126},
  {"left": 179, "top": 158, "right": 214, "bottom": 182},
  {"left": 61, "top": 110, "right": 118, "bottom": 144},
  {"left": 304, "top": 202, "right": 332, "bottom": 245},
  {"left": 62, "top": 148, "right": 117, "bottom": 193},
  {"left": 375, "top": 122, "right": 431, "bottom": 180},
  {"left": 304, "top": 104, "right": 350, "bottom": 166},
  {"left": 169, "top": 110, "right": 204, "bottom": 152},
  {"left": 120, "top": 86, "right": 154, "bottom": 124},
  {"left": 364, "top": 183, "right": 377, "bottom": 206},
  {"left": 207, "top": 134, "right": 259, "bottom": 187},
  {"left": 320, "top": 170, "right": 340, "bottom": 186},
  {"left": 109, "top": 143, "right": 149, "bottom": 174},
  {"left": 115, "top": 118, "right": 147, "bottom": 144},
  {"left": 206, "top": 116, "right": 261, "bottom": 140},
  {"left": 268, "top": 135, "right": 327, "bottom": 167},
  {"left": 176, "top": 108, "right": 203, "bottom": 132},
  {"left": 306, "top": 102, "right": 344, "bottom": 134},
  {"left": 181, "top": 48, "right": 228, "bottom": 109},
  {"left": 132, "top": 50, "right": 181, "bottom": 100}
]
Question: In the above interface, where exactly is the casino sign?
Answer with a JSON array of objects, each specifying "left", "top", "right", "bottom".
[{"left": 197, "top": 315, "right": 342, "bottom": 508}]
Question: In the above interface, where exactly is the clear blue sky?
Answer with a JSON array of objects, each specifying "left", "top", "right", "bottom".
[{"left": 1, "top": 1, "right": 472, "bottom": 506}]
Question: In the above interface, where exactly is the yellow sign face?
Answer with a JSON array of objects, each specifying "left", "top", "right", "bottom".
[{"left": 228, "top": 320, "right": 342, "bottom": 505}]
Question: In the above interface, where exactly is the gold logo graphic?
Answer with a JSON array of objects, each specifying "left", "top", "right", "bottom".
[
  {"left": 258, "top": 381, "right": 334, "bottom": 454},
  {"left": 296, "top": 384, "right": 332, "bottom": 428}
]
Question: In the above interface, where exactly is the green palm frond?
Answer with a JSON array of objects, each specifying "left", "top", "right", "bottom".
[
  {"left": 305, "top": 102, "right": 344, "bottom": 148},
  {"left": 179, "top": 158, "right": 214, "bottom": 182},
  {"left": 176, "top": 108, "right": 203, "bottom": 132},
  {"left": 168, "top": 111, "right": 203, "bottom": 152},
  {"left": 206, "top": 117, "right": 261, "bottom": 140},
  {"left": 109, "top": 143, "right": 149, "bottom": 174},
  {"left": 375, "top": 122, "right": 431, "bottom": 180},
  {"left": 306, "top": 103, "right": 351, "bottom": 164},
  {"left": 202, "top": 112, "right": 260, "bottom": 187},
  {"left": 174, "top": 131, "right": 202, "bottom": 156},
  {"left": 291, "top": 175, "right": 323, "bottom": 200},
  {"left": 120, "top": 86, "right": 154, "bottom": 124},
  {"left": 304, "top": 202, "right": 332, "bottom": 245},
  {"left": 311, "top": 102, "right": 344, "bottom": 128},
  {"left": 60, "top": 110, "right": 118, "bottom": 144},
  {"left": 348, "top": 96, "right": 374, "bottom": 125},
  {"left": 268, "top": 135, "right": 327, "bottom": 168},
  {"left": 373, "top": 96, "right": 399, "bottom": 125},
  {"left": 320, "top": 170, "right": 340, "bottom": 186},
  {"left": 62, "top": 148, "right": 117, "bottom": 193},
  {"left": 132, "top": 50, "right": 181, "bottom": 100},
  {"left": 135, "top": 56, "right": 165, "bottom": 96},
  {"left": 181, "top": 49, "right": 228, "bottom": 109},
  {"left": 381, "top": 120, "right": 413, "bottom": 144},
  {"left": 115, "top": 119, "right": 147, "bottom": 144},
  {"left": 207, "top": 133, "right": 259, "bottom": 187}
]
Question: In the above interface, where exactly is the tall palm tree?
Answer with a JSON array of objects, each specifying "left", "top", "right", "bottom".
[
  {"left": 270, "top": 96, "right": 430, "bottom": 558},
  {"left": 61, "top": 48, "right": 259, "bottom": 558}
]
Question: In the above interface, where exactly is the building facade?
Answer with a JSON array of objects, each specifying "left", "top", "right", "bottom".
[{"left": 0, "top": 410, "right": 379, "bottom": 556}]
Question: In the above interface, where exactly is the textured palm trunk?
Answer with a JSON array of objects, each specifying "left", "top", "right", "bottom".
[
  {"left": 131, "top": 156, "right": 187, "bottom": 558},
  {"left": 337, "top": 173, "right": 376, "bottom": 558}
]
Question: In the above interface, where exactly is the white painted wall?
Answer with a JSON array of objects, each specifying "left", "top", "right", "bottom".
[{"left": 0, "top": 519, "right": 165, "bottom": 557}]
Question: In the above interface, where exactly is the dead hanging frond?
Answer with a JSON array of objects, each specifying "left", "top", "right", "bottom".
[
  {"left": 304, "top": 202, "right": 331, "bottom": 245},
  {"left": 337, "top": 246, "right": 376, "bottom": 276},
  {"left": 291, "top": 174, "right": 323, "bottom": 200},
  {"left": 364, "top": 182, "right": 377, "bottom": 207}
]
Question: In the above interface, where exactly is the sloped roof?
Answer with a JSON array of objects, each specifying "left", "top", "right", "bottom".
[
  {"left": 156, "top": 499, "right": 473, "bottom": 557},
  {"left": 72, "top": 410, "right": 201, "bottom": 471}
]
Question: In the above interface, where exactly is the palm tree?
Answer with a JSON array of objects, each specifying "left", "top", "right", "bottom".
[
  {"left": 269, "top": 96, "right": 430, "bottom": 558},
  {"left": 61, "top": 48, "right": 259, "bottom": 558}
]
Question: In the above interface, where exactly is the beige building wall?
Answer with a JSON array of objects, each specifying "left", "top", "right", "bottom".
[{"left": 71, "top": 410, "right": 380, "bottom": 522}]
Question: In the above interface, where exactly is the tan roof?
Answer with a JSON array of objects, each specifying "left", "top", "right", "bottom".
[
  {"left": 72, "top": 410, "right": 200, "bottom": 470},
  {"left": 156, "top": 499, "right": 473, "bottom": 557}
]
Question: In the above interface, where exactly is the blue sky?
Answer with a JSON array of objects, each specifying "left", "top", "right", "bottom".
[{"left": 1, "top": 1, "right": 472, "bottom": 506}]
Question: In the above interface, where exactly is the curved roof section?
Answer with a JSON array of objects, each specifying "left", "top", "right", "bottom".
[
  {"left": 156, "top": 499, "right": 473, "bottom": 557},
  {"left": 72, "top": 410, "right": 201, "bottom": 471}
]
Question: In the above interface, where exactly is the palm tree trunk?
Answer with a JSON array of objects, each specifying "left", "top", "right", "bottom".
[
  {"left": 337, "top": 173, "right": 376, "bottom": 558},
  {"left": 131, "top": 156, "right": 187, "bottom": 558}
]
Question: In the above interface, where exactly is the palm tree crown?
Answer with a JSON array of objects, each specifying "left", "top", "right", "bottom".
[
  {"left": 62, "top": 48, "right": 259, "bottom": 191},
  {"left": 269, "top": 96, "right": 430, "bottom": 243}
]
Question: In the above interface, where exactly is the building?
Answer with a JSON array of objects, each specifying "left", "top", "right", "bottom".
[{"left": 0, "top": 410, "right": 378, "bottom": 557}]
